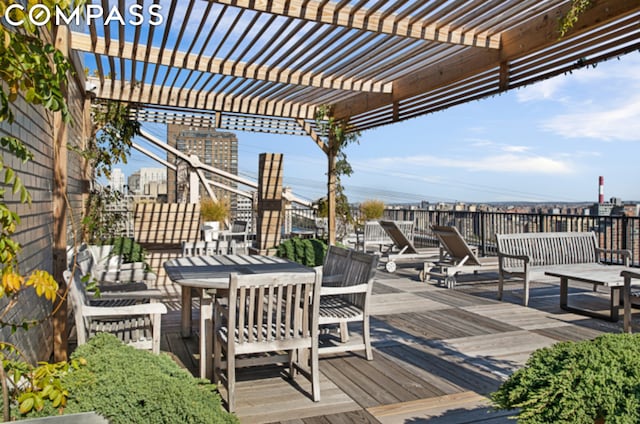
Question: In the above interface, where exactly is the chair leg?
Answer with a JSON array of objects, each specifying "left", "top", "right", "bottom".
[
  {"left": 339, "top": 322, "right": 349, "bottom": 343},
  {"left": 523, "top": 278, "right": 530, "bottom": 307},
  {"left": 227, "top": 353, "right": 236, "bottom": 413},
  {"left": 497, "top": 272, "right": 504, "bottom": 300},
  {"left": 288, "top": 350, "right": 296, "bottom": 379},
  {"left": 310, "top": 345, "right": 320, "bottom": 402},
  {"left": 213, "top": 335, "right": 222, "bottom": 387},
  {"left": 363, "top": 316, "right": 373, "bottom": 361}
]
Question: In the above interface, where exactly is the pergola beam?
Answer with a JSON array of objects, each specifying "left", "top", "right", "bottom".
[
  {"left": 209, "top": 0, "right": 501, "bottom": 49},
  {"left": 333, "top": 0, "right": 640, "bottom": 120},
  {"left": 88, "top": 77, "right": 320, "bottom": 120},
  {"left": 70, "top": 32, "right": 392, "bottom": 94}
]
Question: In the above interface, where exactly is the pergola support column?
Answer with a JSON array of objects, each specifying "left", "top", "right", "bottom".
[{"left": 256, "top": 153, "right": 284, "bottom": 254}]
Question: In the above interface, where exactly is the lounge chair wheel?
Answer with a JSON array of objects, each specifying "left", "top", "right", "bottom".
[
  {"left": 385, "top": 261, "right": 397, "bottom": 273},
  {"left": 419, "top": 269, "right": 425, "bottom": 282}
]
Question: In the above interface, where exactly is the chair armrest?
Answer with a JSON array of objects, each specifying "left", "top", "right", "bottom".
[
  {"left": 597, "top": 247, "right": 631, "bottom": 266},
  {"left": 321, "top": 284, "right": 368, "bottom": 295},
  {"left": 621, "top": 270, "right": 640, "bottom": 280},
  {"left": 90, "top": 289, "right": 165, "bottom": 301},
  {"left": 497, "top": 252, "right": 530, "bottom": 263},
  {"left": 82, "top": 302, "right": 167, "bottom": 317}
]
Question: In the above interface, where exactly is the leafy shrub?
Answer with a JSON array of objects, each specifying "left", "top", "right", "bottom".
[
  {"left": 102, "top": 237, "right": 146, "bottom": 264},
  {"left": 359, "top": 199, "right": 385, "bottom": 221},
  {"left": 491, "top": 333, "right": 640, "bottom": 423},
  {"left": 200, "top": 198, "right": 229, "bottom": 223},
  {"left": 20, "top": 334, "right": 238, "bottom": 423},
  {"left": 276, "top": 238, "right": 327, "bottom": 267}
]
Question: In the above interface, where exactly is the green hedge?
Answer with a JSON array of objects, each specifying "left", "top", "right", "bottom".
[
  {"left": 276, "top": 237, "right": 327, "bottom": 267},
  {"left": 20, "top": 334, "right": 238, "bottom": 423},
  {"left": 491, "top": 333, "right": 640, "bottom": 423}
]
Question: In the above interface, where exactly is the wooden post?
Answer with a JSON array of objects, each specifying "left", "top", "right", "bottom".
[
  {"left": 327, "top": 136, "right": 337, "bottom": 245},
  {"left": 52, "top": 25, "right": 69, "bottom": 362},
  {"left": 256, "top": 153, "right": 283, "bottom": 254}
]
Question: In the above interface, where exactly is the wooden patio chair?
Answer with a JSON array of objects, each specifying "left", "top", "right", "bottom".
[
  {"left": 319, "top": 250, "right": 379, "bottom": 360},
  {"left": 74, "top": 244, "right": 155, "bottom": 291},
  {"left": 378, "top": 220, "right": 439, "bottom": 273},
  {"left": 213, "top": 269, "right": 322, "bottom": 412},
  {"left": 219, "top": 220, "right": 249, "bottom": 254},
  {"left": 428, "top": 225, "right": 498, "bottom": 288},
  {"left": 64, "top": 270, "right": 167, "bottom": 354}
]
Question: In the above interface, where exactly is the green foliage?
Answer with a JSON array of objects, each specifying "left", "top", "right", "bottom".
[
  {"left": 314, "top": 105, "right": 360, "bottom": 236},
  {"left": 82, "top": 187, "right": 129, "bottom": 243},
  {"left": 491, "top": 333, "right": 640, "bottom": 423},
  {"left": 86, "top": 102, "right": 141, "bottom": 179},
  {"left": 200, "top": 197, "right": 230, "bottom": 223},
  {"left": 359, "top": 199, "right": 385, "bottom": 221},
  {"left": 103, "top": 237, "right": 147, "bottom": 264},
  {"left": 276, "top": 238, "right": 327, "bottom": 267},
  {"left": 1, "top": 343, "right": 85, "bottom": 417},
  {"left": 559, "top": 0, "right": 592, "bottom": 37},
  {"left": 0, "top": 3, "right": 89, "bottom": 419},
  {"left": 14, "top": 334, "right": 238, "bottom": 423}
]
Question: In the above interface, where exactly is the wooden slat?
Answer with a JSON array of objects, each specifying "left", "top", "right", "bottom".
[{"left": 209, "top": 0, "right": 501, "bottom": 48}]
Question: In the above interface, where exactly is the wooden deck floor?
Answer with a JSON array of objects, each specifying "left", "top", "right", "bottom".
[{"left": 157, "top": 263, "right": 628, "bottom": 423}]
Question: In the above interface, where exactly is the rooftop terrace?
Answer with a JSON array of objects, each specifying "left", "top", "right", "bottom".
[{"left": 156, "top": 259, "right": 627, "bottom": 423}]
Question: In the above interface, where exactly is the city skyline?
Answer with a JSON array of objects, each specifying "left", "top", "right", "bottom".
[{"left": 122, "top": 52, "right": 640, "bottom": 205}]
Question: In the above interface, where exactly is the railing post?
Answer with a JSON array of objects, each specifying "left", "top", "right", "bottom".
[{"left": 480, "top": 211, "right": 486, "bottom": 256}]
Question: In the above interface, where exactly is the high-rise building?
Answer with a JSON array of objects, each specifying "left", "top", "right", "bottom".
[
  {"left": 128, "top": 168, "right": 166, "bottom": 195},
  {"left": 110, "top": 168, "right": 126, "bottom": 193},
  {"left": 166, "top": 125, "right": 239, "bottom": 209}
]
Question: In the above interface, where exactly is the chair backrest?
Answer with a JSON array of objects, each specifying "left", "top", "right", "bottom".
[
  {"left": 230, "top": 220, "right": 248, "bottom": 234},
  {"left": 379, "top": 220, "right": 418, "bottom": 254},
  {"left": 181, "top": 241, "right": 220, "bottom": 256},
  {"left": 496, "top": 231, "right": 598, "bottom": 267},
  {"left": 430, "top": 225, "right": 482, "bottom": 266},
  {"left": 340, "top": 251, "right": 379, "bottom": 309},
  {"left": 322, "top": 245, "right": 352, "bottom": 281},
  {"left": 75, "top": 246, "right": 95, "bottom": 276},
  {"left": 226, "top": 269, "right": 322, "bottom": 346},
  {"left": 64, "top": 270, "right": 90, "bottom": 344}
]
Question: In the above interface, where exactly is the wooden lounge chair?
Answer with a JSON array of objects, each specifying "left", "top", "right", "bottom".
[
  {"left": 213, "top": 269, "right": 322, "bottom": 412},
  {"left": 378, "top": 220, "right": 438, "bottom": 273},
  {"left": 427, "top": 225, "right": 498, "bottom": 288}
]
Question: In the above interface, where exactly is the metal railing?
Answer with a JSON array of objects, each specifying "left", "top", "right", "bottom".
[{"left": 382, "top": 209, "right": 640, "bottom": 266}]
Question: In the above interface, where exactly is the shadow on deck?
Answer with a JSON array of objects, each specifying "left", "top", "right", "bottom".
[{"left": 157, "top": 261, "right": 629, "bottom": 423}]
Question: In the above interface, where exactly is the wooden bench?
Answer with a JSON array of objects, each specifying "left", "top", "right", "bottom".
[{"left": 496, "top": 231, "right": 630, "bottom": 306}]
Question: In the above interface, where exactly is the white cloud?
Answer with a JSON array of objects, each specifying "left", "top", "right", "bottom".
[
  {"left": 543, "top": 95, "right": 640, "bottom": 141},
  {"left": 516, "top": 77, "right": 567, "bottom": 102},
  {"left": 502, "top": 145, "right": 530, "bottom": 153},
  {"left": 357, "top": 153, "right": 573, "bottom": 175}
]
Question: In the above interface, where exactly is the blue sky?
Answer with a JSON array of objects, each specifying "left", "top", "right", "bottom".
[{"left": 126, "top": 52, "right": 640, "bottom": 205}]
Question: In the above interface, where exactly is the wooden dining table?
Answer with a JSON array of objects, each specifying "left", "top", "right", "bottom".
[{"left": 163, "top": 254, "right": 314, "bottom": 377}]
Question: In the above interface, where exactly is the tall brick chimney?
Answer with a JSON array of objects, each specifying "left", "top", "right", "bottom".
[{"left": 598, "top": 176, "right": 604, "bottom": 204}]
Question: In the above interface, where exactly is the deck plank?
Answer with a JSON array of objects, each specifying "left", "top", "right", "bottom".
[{"left": 156, "top": 261, "right": 636, "bottom": 423}]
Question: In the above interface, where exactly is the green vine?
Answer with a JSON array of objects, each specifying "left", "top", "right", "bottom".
[
  {"left": 559, "top": 0, "right": 593, "bottom": 37},
  {"left": 0, "top": 1, "right": 89, "bottom": 419}
]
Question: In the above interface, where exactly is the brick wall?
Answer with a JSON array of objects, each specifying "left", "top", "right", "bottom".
[{"left": 0, "top": 48, "right": 87, "bottom": 363}]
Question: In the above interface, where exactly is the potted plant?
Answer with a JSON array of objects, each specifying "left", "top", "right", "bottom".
[
  {"left": 200, "top": 197, "right": 229, "bottom": 241},
  {"left": 491, "top": 333, "right": 640, "bottom": 423}
]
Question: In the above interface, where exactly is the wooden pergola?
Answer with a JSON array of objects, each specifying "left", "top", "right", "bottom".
[{"left": 70, "top": 0, "right": 640, "bottom": 244}]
